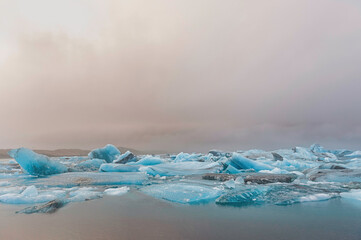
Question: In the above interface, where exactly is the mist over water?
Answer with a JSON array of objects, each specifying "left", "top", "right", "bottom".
[{"left": 1, "top": 0, "right": 361, "bottom": 152}]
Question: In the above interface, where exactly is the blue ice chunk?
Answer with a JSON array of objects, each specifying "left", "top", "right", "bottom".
[
  {"left": 139, "top": 162, "right": 221, "bottom": 176},
  {"left": 224, "top": 165, "right": 241, "bottom": 174},
  {"left": 99, "top": 163, "right": 140, "bottom": 172},
  {"left": 8, "top": 148, "right": 68, "bottom": 176},
  {"left": 128, "top": 156, "right": 165, "bottom": 166},
  {"left": 88, "top": 144, "right": 120, "bottom": 163},
  {"left": 141, "top": 183, "right": 222, "bottom": 204},
  {"left": 229, "top": 153, "right": 272, "bottom": 172}
]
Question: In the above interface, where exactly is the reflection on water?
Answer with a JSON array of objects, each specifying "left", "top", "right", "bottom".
[{"left": 0, "top": 190, "right": 360, "bottom": 240}]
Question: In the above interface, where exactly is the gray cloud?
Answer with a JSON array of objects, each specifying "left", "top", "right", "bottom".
[{"left": 0, "top": 0, "right": 361, "bottom": 152}]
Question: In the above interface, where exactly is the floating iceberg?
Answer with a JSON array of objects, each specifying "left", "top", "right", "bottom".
[
  {"left": 88, "top": 144, "right": 120, "bottom": 163},
  {"left": 0, "top": 186, "right": 66, "bottom": 204},
  {"left": 141, "top": 183, "right": 222, "bottom": 204},
  {"left": 9, "top": 148, "right": 68, "bottom": 176}
]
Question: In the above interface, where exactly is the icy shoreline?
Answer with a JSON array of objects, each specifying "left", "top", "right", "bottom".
[{"left": 1, "top": 144, "right": 361, "bottom": 213}]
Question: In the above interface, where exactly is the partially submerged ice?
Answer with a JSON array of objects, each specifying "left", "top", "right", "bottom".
[
  {"left": 2, "top": 143, "right": 361, "bottom": 213},
  {"left": 141, "top": 183, "right": 222, "bottom": 204}
]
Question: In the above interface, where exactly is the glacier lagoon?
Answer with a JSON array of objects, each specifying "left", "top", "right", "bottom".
[{"left": 1, "top": 144, "right": 361, "bottom": 239}]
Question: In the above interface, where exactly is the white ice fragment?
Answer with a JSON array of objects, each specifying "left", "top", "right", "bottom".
[
  {"left": 104, "top": 186, "right": 130, "bottom": 196},
  {"left": 297, "top": 193, "right": 335, "bottom": 203}
]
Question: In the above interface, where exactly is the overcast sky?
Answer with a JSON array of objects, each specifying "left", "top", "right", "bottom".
[{"left": 0, "top": 0, "right": 361, "bottom": 152}]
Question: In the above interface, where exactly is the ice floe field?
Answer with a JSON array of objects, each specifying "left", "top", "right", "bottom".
[{"left": 1, "top": 144, "right": 361, "bottom": 239}]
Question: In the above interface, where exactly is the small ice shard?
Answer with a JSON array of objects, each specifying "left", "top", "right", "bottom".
[
  {"left": 228, "top": 153, "right": 273, "bottom": 172},
  {"left": 88, "top": 144, "right": 120, "bottom": 163},
  {"left": 340, "top": 190, "right": 361, "bottom": 202},
  {"left": 17, "top": 199, "right": 65, "bottom": 214},
  {"left": 141, "top": 183, "right": 222, "bottom": 204},
  {"left": 224, "top": 179, "right": 236, "bottom": 189},
  {"left": 128, "top": 156, "right": 165, "bottom": 166},
  {"left": 235, "top": 176, "right": 244, "bottom": 184},
  {"left": 113, "top": 151, "right": 137, "bottom": 164},
  {"left": 75, "top": 159, "right": 106, "bottom": 171},
  {"left": 139, "top": 162, "right": 221, "bottom": 176},
  {"left": 104, "top": 186, "right": 130, "bottom": 196},
  {"left": 99, "top": 163, "right": 140, "bottom": 172},
  {"left": 8, "top": 148, "right": 68, "bottom": 176}
]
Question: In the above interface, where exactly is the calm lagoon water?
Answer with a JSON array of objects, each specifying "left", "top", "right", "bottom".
[{"left": 0, "top": 190, "right": 360, "bottom": 240}]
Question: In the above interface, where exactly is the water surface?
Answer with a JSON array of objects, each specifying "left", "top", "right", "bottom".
[{"left": 0, "top": 191, "right": 360, "bottom": 240}]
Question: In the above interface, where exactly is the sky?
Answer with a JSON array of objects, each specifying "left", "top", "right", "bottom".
[{"left": 0, "top": 0, "right": 361, "bottom": 152}]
